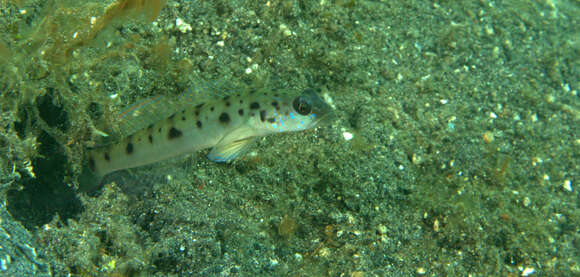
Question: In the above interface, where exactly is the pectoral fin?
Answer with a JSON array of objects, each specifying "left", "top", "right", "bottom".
[{"left": 208, "top": 137, "right": 256, "bottom": 162}]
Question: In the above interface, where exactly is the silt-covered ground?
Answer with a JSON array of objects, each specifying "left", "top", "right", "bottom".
[{"left": 0, "top": 0, "right": 578, "bottom": 276}]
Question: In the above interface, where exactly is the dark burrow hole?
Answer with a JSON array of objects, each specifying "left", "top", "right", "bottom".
[{"left": 7, "top": 92, "right": 82, "bottom": 230}]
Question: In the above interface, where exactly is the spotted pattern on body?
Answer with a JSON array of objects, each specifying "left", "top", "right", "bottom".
[{"left": 86, "top": 89, "right": 332, "bottom": 180}]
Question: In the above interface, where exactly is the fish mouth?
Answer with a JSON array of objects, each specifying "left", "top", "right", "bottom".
[
  {"left": 314, "top": 104, "right": 334, "bottom": 126},
  {"left": 300, "top": 88, "right": 334, "bottom": 126}
]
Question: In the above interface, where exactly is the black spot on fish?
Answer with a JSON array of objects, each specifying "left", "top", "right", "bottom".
[
  {"left": 126, "top": 142, "right": 134, "bottom": 154},
  {"left": 223, "top": 96, "right": 230, "bottom": 101},
  {"left": 104, "top": 152, "right": 110, "bottom": 161},
  {"left": 271, "top": 101, "right": 279, "bottom": 107},
  {"left": 148, "top": 134, "right": 153, "bottom": 143},
  {"left": 238, "top": 109, "right": 244, "bottom": 116},
  {"left": 168, "top": 127, "right": 182, "bottom": 139},
  {"left": 182, "top": 116, "right": 186, "bottom": 121},
  {"left": 210, "top": 107, "right": 215, "bottom": 112},
  {"left": 250, "top": 102, "right": 260, "bottom": 109},
  {"left": 195, "top": 110, "right": 200, "bottom": 116},
  {"left": 260, "top": 110, "right": 266, "bottom": 122},
  {"left": 195, "top": 103, "right": 204, "bottom": 109},
  {"left": 88, "top": 156, "right": 95, "bottom": 171},
  {"left": 239, "top": 100, "right": 243, "bottom": 104},
  {"left": 158, "top": 127, "right": 162, "bottom": 133},
  {"left": 225, "top": 102, "right": 230, "bottom": 107},
  {"left": 267, "top": 117, "right": 276, "bottom": 123},
  {"left": 148, "top": 124, "right": 154, "bottom": 130},
  {"left": 196, "top": 121, "right": 202, "bottom": 128},
  {"left": 219, "top": 112, "right": 230, "bottom": 124}
]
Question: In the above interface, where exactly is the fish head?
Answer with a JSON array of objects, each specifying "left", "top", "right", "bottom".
[
  {"left": 292, "top": 88, "right": 333, "bottom": 127},
  {"left": 256, "top": 88, "right": 333, "bottom": 133}
]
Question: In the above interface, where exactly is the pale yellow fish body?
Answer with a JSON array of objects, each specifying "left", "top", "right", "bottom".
[{"left": 85, "top": 88, "right": 332, "bottom": 181}]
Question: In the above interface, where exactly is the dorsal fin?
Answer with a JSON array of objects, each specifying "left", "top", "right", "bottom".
[
  {"left": 102, "top": 81, "right": 226, "bottom": 140},
  {"left": 99, "top": 81, "right": 277, "bottom": 142}
]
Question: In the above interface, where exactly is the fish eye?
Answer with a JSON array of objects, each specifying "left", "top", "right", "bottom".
[{"left": 293, "top": 96, "right": 312, "bottom": 115}]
